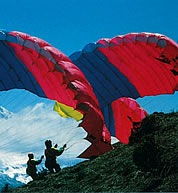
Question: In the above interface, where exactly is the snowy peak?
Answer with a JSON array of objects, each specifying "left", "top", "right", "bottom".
[
  {"left": 0, "top": 172, "right": 24, "bottom": 191},
  {"left": 0, "top": 106, "right": 12, "bottom": 119}
]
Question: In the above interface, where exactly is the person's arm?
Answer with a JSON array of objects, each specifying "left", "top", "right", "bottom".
[
  {"left": 35, "top": 155, "right": 44, "bottom": 165},
  {"left": 55, "top": 144, "right": 67, "bottom": 156}
]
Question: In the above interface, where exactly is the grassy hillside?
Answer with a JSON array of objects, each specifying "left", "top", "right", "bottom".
[{"left": 5, "top": 112, "right": 178, "bottom": 192}]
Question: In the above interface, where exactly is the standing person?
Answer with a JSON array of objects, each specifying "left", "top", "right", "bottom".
[
  {"left": 44, "top": 140, "right": 66, "bottom": 173},
  {"left": 26, "top": 153, "right": 44, "bottom": 180}
]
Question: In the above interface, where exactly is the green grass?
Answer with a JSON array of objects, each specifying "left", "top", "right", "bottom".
[{"left": 6, "top": 112, "right": 178, "bottom": 192}]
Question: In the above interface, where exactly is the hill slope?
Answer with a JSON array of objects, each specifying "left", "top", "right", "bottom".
[{"left": 7, "top": 112, "right": 178, "bottom": 192}]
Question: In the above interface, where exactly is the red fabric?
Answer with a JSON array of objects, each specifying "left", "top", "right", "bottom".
[
  {"left": 7, "top": 31, "right": 177, "bottom": 159},
  {"left": 76, "top": 102, "right": 112, "bottom": 158},
  {"left": 98, "top": 33, "right": 178, "bottom": 97},
  {"left": 112, "top": 97, "right": 148, "bottom": 144},
  {"left": 77, "top": 103, "right": 110, "bottom": 143},
  {"left": 7, "top": 32, "right": 101, "bottom": 110},
  {"left": 7, "top": 31, "right": 112, "bottom": 158},
  {"left": 98, "top": 33, "right": 177, "bottom": 145},
  {"left": 7, "top": 42, "right": 76, "bottom": 107},
  {"left": 78, "top": 140, "right": 113, "bottom": 159}
]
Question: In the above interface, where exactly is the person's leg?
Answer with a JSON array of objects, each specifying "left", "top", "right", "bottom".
[
  {"left": 54, "top": 163, "right": 61, "bottom": 173},
  {"left": 49, "top": 167, "right": 54, "bottom": 173},
  {"left": 45, "top": 160, "right": 54, "bottom": 173},
  {"left": 31, "top": 173, "right": 38, "bottom": 180}
]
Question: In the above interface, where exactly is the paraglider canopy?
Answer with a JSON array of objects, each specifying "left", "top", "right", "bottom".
[{"left": 0, "top": 30, "right": 177, "bottom": 158}]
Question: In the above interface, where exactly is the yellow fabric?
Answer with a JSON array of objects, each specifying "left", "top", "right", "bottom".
[{"left": 53, "top": 101, "right": 83, "bottom": 121}]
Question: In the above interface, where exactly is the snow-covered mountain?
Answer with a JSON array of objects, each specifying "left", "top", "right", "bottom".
[
  {"left": 0, "top": 104, "right": 89, "bottom": 191},
  {"left": 0, "top": 106, "right": 12, "bottom": 119},
  {"left": 0, "top": 171, "right": 24, "bottom": 191},
  {"left": 0, "top": 107, "right": 26, "bottom": 191},
  {"left": 0, "top": 106, "right": 23, "bottom": 190}
]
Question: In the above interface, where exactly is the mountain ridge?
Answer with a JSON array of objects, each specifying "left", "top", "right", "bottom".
[
  {"left": 0, "top": 107, "right": 12, "bottom": 119},
  {"left": 0, "top": 172, "right": 24, "bottom": 191}
]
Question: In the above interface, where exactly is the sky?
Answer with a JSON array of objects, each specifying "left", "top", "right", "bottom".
[
  {"left": 0, "top": 0, "right": 178, "bottom": 113},
  {"left": 0, "top": 0, "right": 177, "bottom": 188}
]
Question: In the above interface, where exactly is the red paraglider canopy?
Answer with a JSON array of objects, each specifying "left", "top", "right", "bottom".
[{"left": 0, "top": 31, "right": 177, "bottom": 158}]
